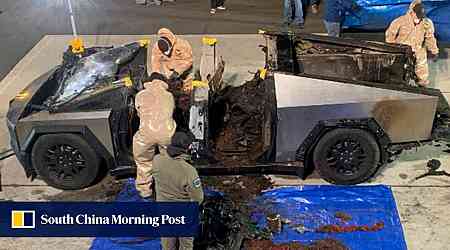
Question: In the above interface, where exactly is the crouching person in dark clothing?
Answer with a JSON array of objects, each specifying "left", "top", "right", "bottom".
[{"left": 153, "top": 132, "right": 204, "bottom": 250}]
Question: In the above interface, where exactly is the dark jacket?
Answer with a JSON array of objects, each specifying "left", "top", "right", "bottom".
[
  {"left": 324, "top": 0, "right": 355, "bottom": 23},
  {"left": 153, "top": 152, "right": 204, "bottom": 204}
]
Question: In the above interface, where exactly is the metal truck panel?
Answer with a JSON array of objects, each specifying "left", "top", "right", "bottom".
[
  {"left": 15, "top": 110, "right": 114, "bottom": 156},
  {"left": 274, "top": 73, "right": 438, "bottom": 162},
  {"left": 264, "top": 32, "right": 414, "bottom": 85}
]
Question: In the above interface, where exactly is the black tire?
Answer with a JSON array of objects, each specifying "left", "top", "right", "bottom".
[
  {"left": 313, "top": 128, "right": 380, "bottom": 185},
  {"left": 31, "top": 133, "right": 101, "bottom": 190}
]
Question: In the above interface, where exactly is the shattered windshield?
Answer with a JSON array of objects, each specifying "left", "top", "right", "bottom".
[{"left": 47, "top": 42, "right": 141, "bottom": 107}]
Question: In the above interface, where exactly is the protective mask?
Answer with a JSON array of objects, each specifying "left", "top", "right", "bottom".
[
  {"left": 413, "top": 4, "right": 425, "bottom": 21},
  {"left": 158, "top": 37, "right": 173, "bottom": 57}
]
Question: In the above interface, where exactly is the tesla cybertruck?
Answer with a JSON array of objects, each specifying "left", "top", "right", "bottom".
[{"left": 7, "top": 32, "right": 450, "bottom": 190}]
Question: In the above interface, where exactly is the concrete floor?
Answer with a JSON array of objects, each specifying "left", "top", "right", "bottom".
[
  {"left": 1, "top": 34, "right": 450, "bottom": 250},
  {"left": 0, "top": 0, "right": 325, "bottom": 81}
]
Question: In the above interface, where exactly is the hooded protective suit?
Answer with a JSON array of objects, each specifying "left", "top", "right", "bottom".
[
  {"left": 385, "top": 0, "right": 439, "bottom": 86},
  {"left": 133, "top": 80, "right": 176, "bottom": 198},
  {"left": 151, "top": 28, "right": 193, "bottom": 91}
]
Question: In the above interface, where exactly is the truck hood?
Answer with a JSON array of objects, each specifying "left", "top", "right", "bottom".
[
  {"left": 46, "top": 42, "right": 142, "bottom": 108},
  {"left": 7, "top": 41, "right": 148, "bottom": 146}
]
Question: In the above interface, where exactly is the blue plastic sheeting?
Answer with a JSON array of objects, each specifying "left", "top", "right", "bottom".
[
  {"left": 91, "top": 181, "right": 406, "bottom": 250},
  {"left": 90, "top": 179, "right": 162, "bottom": 250},
  {"left": 89, "top": 181, "right": 226, "bottom": 250},
  {"left": 428, "top": 5, "right": 450, "bottom": 41},
  {"left": 250, "top": 185, "right": 407, "bottom": 250},
  {"left": 343, "top": 0, "right": 450, "bottom": 41},
  {"left": 90, "top": 238, "right": 160, "bottom": 250}
]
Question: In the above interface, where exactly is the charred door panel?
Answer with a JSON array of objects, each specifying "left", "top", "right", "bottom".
[
  {"left": 298, "top": 53, "right": 410, "bottom": 85},
  {"left": 265, "top": 32, "right": 414, "bottom": 85},
  {"left": 209, "top": 77, "right": 276, "bottom": 165}
]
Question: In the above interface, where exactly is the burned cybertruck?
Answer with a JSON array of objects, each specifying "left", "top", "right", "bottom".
[{"left": 6, "top": 32, "right": 450, "bottom": 190}]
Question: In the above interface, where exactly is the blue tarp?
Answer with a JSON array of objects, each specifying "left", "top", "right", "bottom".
[
  {"left": 428, "top": 5, "right": 450, "bottom": 41},
  {"left": 90, "top": 179, "right": 162, "bottom": 250},
  {"left": 343, "top": 0, "right": 450, "bottom": 41},
  {"left": 91, "top": 181, "right": 406, "bottom": 250},
  {"left": 250, "top": 185, "right": 407, "bottom": 250}
]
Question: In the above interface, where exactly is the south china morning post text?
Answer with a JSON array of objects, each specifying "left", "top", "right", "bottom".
[
  {"left": 40, "top": 213, "right": 186, "bottom": 227},
  {"left": 0, "top": 202, "right": 199, "bottom": 237}
]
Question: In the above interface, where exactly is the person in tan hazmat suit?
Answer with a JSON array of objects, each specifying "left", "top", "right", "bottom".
[
  {"left": 151, "top": 28, "right": 193, "bottom": 92},
  {"left": 133, "top": 78, "right": 176, "bottom": 198},
  {"left": 385, "top": 0, "right": 439, "bottom": 86},
  {"left": 133, "top": 28, "right": 193, "bottom": 198}
]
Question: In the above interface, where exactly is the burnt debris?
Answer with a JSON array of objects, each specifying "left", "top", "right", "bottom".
[
  {"left": 209, "top": 76, "right": 275, "bottom": 165},
  {"left": 242, "top": 238, "right": 349, "bottom": 250},
  {"left": 316, "top": 222, "right": 385, "bottom": 233},
  {"left": 195, "top": 194, "right": 243, "bottom": 250},
  {"left": 265, "top": 32, "right": 415, "bottom": 85},
  {"left": 415, "top": 159, "right": 450, "bottom": 180},
  {"left": 294, "top": 39, "right": 411, "bottom": 84},
  {"left": 197, "top": 175, "right": 388, "bottom": 249},
  {"left": 335, "top": 211, "right": 352, "bottom": 223},
  {"left": 196, "top": 176, "right": 274, "bottom": 249}
]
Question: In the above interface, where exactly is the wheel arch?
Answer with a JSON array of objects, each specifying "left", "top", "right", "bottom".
[
  {"left": 295, "top": 118, "right": 391, "bottom": 173},
  {"left": 21, "top": 125, "right": 115, "bottom": 179}
]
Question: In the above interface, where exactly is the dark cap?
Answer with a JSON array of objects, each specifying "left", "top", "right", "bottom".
[
  {"left": 147, "top": 72, "right": 167, "bottom": 82},
  {"left": 167, "top": 132, "right": 194, "bottom": 157},
  {"left": 413, "top": 3, "right": 425, "bottom": 19}
]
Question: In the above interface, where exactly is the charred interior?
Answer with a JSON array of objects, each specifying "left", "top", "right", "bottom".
[
  {"left": 208, "top": 75, "right": 276, "bottom": 166},
  {"left": 203, "top": 33, "right": 416, "bottom": 166},
  {"left": 265, "top": 32, "right": 415, "bottom": 85}
]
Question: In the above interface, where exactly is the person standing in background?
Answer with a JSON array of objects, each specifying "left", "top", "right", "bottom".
[
  {"left": 283, "top": 0, "right": 305, "bottom": 29},
  {"left": 311, "top": 0, "right": 320, "bottom": 14},
  {"left": 145, "top": 0, "right": 162, "bottom": 6},
  {"left": 323, "top": 0, "right": 359, "bottom": 37},
  {"left": 210, "top": 0, "right": 227, "bottom": 14}
]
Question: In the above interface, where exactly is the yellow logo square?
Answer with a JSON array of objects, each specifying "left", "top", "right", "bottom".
[{"left": 11, "top": 210, "right": 35, "bottom": 229}]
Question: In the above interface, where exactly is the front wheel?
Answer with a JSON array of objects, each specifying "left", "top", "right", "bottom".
[
  {"left": 31, "top": 133, "right": 101, "bottom": 190},
  {"left": 313, "top": 128, "right": 381, "bottom": 185}
]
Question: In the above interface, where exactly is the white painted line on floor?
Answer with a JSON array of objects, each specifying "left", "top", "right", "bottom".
[{"left": 67, "top": 0, "right": 78, "bottom": 36}]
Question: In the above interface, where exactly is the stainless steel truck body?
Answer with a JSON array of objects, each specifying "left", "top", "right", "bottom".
[{"left": 6, "top": 33, "right": 450, "bottom": 189}]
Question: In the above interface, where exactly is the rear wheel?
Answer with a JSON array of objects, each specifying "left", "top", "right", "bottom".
[
  {"left": 313, "top": 128, "right": 380, "bottom": 185},
  {"left": 31, "top": 133, "right": 101, "bottom": 190}
]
